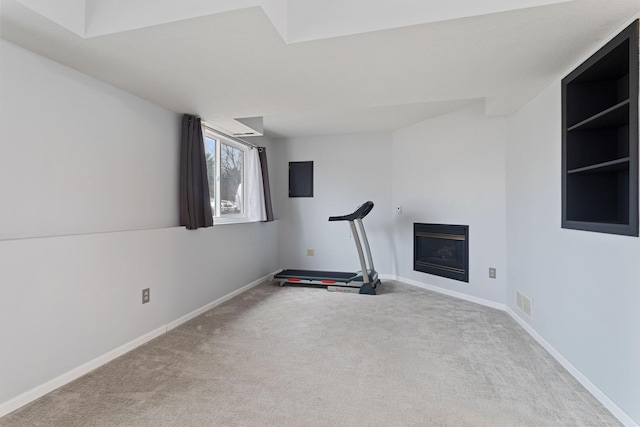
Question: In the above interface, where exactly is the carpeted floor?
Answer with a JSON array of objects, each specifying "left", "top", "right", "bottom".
[{"left": 1, "top": 280, "right": 621, "bottom": 426}]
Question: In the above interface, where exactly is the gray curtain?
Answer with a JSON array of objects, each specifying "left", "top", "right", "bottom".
[
  {"left": 258, "top": 147, "right": 274, "bottom": 222},
  {"left": 180, "top": 114, "right": 213, "bottom": 229}
]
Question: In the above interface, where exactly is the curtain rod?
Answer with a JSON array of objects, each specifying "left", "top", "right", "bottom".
[{"left": 202, "top": 123, "right": 260, "bottom": 150}]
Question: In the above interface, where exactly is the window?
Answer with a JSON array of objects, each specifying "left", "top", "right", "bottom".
[{"left": 204, "top": 129, "right": 246, "bottom": 220}]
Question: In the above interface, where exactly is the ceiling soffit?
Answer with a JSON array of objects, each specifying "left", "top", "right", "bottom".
[{"left": 15, "top": 0, "right": 574, "bottom": 41}]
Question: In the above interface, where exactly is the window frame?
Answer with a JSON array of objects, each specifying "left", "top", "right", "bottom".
[{"left": 203, "top": 128, "right": 249, "bottom": 224}]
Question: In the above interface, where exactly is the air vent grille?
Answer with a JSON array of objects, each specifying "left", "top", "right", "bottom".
[{"left": 516, "top": 290, "right": 533, "bottom": 319}]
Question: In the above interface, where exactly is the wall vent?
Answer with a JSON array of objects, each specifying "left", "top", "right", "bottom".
[{"left": 516, "top": 290, "right": 533, "bottom": 319}]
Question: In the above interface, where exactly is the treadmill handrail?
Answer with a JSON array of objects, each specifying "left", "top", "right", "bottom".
[{"left": 328, "top": 201, "right": 374, "bottom": 222}]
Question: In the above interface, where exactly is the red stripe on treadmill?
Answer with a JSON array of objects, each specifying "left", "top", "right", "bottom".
[
  {"left": 288, "top": 278, "right": 301, "bottom": 282},
  {"left": 321, "top": 280, "right": 336, "bottom": 284}
]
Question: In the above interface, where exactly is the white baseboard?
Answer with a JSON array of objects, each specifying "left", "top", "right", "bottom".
[
  {"left": 380, "top": 274, "right": 637, "bottom": 427},
  {"left": 506, "top": 308, "right": 638, "bottom": 427},
  {"left": 4, "top": 272, "right": 636, "bottom": 426},
  {"left": 388, "top": 274, "right": 507, "bottom": 311},
  {"left": 0, "top": 271, "right": 280, "bottom": 418},
  {"left": 0, "top": 326, "right": 166, "bottom": 418},
  {"left": 166, "top": 270, "right": 278, "bottom": 331}
]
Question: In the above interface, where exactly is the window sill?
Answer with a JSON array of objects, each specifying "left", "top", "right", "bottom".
[{"left": 214, "top": 216, "right": 259, "bottom": 225}]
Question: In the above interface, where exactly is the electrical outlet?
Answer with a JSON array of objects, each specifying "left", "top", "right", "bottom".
[
  {"left": 307, "top": 249, "right": 314, "bottom": 256},
  {"left": 489, "top": 268, "right": 496, "bottom": 279},
  {"left": 142, "top": 288, "right": 150, "bottom": 304}
]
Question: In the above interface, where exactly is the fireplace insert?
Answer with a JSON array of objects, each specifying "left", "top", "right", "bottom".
[{"left": 414, "top": 223, "right": 469, "bottom": 282}]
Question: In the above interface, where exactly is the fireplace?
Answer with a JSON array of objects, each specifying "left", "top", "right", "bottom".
[{"left": 414, "top": 223, "right": 469, "bottom": 282}]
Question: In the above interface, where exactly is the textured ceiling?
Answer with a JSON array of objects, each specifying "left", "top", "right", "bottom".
[{"left": 1, "top": 0, "right": 638, "bottom": 138}]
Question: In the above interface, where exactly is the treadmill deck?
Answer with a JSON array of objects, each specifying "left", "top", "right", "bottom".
[{"left": 274, "top": 269, "right": 357, "bottom": 282}]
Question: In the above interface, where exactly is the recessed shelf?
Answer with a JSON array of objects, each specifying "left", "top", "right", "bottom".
[
  {"left": 561, "top": 19, "right": 638, "bottom": 236},
  {"left": 567, "top": 99, "right": 629, "bottom": 131}
]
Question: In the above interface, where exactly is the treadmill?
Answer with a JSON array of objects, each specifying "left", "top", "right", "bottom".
[{"left": 274, "top": 201, "right": 381, "bottom": 295}]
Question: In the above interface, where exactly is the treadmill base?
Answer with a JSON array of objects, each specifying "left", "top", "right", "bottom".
[
  {"left": 277, "top": 278, "right": 380, "bottom": 295},
  {"left": 327, "top": 285, "right": 360, "bottom": 293}
]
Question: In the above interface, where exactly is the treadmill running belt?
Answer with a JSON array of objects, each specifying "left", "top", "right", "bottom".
[{"left": 275, "top": 270, "right": 357, "bottom": 281}]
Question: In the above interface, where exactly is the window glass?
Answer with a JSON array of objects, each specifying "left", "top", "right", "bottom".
[
  {"left": 220, "top": 143, "right": 243, "bottom": 215},
  {"left": 203, "top": 132, "right": 246, "bottom": 219},
  {"left": 204, "top": 137, "right": 216, "bottom": 214}
]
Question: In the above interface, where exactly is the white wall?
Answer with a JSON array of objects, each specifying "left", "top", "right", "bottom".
[
  {"left": 391, "top": 104, "right": 508, "bottom": 305},
  {"left": 506, "top": 78, "right": 640, "bottom": 423},
  {"left": 0, "top": 40, "right": 178, "bottom": 241},
  {"left": 272, "top": 133, "right": 393, "bottom": 274},
  {"left": 0, "top": 40, "right": 279, "bottom": 408}
]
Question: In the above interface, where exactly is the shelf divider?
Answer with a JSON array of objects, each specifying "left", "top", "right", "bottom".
[
  {"left": 567, "top": 157, "right": 630, "bottom": 174},
  {"left": 567, "top": 99, "right": 629, "bottom": 131}
]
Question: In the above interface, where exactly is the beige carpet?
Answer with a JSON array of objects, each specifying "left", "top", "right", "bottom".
[{"left": 1, "top": 280, "right": 621, "bottom": 426}]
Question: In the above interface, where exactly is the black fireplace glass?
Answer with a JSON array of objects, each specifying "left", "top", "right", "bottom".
[{"left": 414, "top": 223, "right": 469, "bottom": 282}]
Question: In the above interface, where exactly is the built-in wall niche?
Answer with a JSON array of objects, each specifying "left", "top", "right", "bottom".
[
  {"left": 561, "top": 19, "right": 639, "bottom": 236},
  {"left": 289, "top": 161, "right": 313, "bottom": 197}
]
